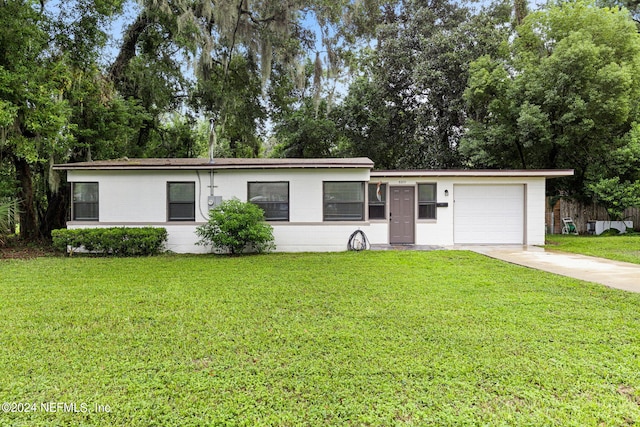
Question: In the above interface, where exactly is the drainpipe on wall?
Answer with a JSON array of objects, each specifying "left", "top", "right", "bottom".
[{"left": 207, "top": 118, "right": 221, "bottom": 208}]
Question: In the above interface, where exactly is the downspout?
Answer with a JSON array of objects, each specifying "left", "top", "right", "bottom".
[{"left": 207, "top": 118, "right": 218, "bottom": 209}]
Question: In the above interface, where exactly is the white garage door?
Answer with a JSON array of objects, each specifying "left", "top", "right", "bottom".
[{"left": 454, "top": 185, "right": 524, "bottom": 244}]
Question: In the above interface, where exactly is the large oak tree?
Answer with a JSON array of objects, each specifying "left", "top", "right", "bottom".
[
  {"left": 463, "top": 1, "right": 640, "bottom": 200},
  {"left": 335, "top": 0, "right": 512, "bottom": 169}
]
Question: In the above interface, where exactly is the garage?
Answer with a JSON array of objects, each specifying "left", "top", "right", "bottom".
[{"left": 453, "top": 184, "right": 525, "bottom": 244}]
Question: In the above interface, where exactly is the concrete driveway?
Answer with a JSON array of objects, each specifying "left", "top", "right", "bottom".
[{"left": 465, "top": 245, "right": 640, "bottom": 293}]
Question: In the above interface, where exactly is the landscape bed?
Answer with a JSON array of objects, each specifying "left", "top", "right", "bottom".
[{"left": 1, "top": 251, "right": 640, "bottom": 426}]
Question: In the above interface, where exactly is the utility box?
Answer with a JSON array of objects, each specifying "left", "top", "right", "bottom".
[{"left": 207, "top": 196, "right": 222, "bottom": 209}]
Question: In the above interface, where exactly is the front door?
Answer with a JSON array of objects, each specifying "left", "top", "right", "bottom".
[{"left": 390, "top": 186, "right": 415, "bottom": 244}]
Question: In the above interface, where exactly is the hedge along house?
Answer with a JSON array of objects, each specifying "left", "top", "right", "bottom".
[{"left": 53, "top": 158, "right": 573, "bottom": 253}]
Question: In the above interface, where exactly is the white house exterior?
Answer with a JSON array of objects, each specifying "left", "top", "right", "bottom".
[{"left": 53, "top": 158, "right": 573, "bottom": 253}]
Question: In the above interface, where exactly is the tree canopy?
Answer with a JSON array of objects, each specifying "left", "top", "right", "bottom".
[
  {"left": 335, "top": 0, "right": 512, "bottom": 169},
  {"left": 462, "top": 0, "right": 640, "bottom": 200}
]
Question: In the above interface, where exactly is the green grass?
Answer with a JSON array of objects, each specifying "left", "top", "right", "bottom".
[
  {"left": 545, "top": 234, "right": 640, "bottom": 264},
  {"left": 2, "top": 251, "right": 640, "bottom": 426}
]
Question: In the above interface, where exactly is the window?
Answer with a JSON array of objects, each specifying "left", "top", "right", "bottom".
[
  {"left": 324, "top": 182, "right": 365, "bottom": 221},
  {"left": 418, "top": 183, "right": 437, "bottom": 219},
  {"left": 168, "top": 182, "right": 195, "bottom": 221},
  {"left": 72, "top": 182, "right": 99, "bottom": 221},
  {"left": 368, "top": 182, "right": 386, "bottom": 220},
  {"left": 248, "top": 182, "right": 289, "bottom": 221}
]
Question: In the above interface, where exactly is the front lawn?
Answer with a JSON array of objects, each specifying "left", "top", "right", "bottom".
[
  {"left": 2, "top": 251, "right": 640, "bottom": 426},
  {"left": 545, "top": 234, "right": 640, "bottom": 264}
]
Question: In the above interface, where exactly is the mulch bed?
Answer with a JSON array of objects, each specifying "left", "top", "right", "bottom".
[{"left": 0, "top": 240, "right": 58, "bottom": 260}]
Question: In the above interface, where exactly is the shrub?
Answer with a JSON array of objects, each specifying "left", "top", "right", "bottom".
[
  {"left": 0, "top": 203, "right": 10, "bottom": 246},
  {"left": 51, "top": 227, "right": 168, "bottom": 256},
  {"left": 0, "top": 199, "right": 19, "bottom": 246},
  {"left": 196, "top": 198, "right": 275, "bottom": 255},
  {"left": 589, "top": 177, "right": 640, "bottom": 221}
]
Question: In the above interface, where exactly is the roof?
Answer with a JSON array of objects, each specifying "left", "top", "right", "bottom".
[
  {"left": 371, "top": 169, "right": 574, "bottom": 178},
  {"left": 52, "top": 158, "right": 573, "bottom": 178},
  {"left": 53, "top": 157, "right": 375, "bottom": 170}
]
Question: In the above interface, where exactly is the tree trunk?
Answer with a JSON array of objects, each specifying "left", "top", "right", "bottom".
[
  {"left": 514, "top": 0, "right": 528, "bottom": 26},
  {"left": 109, "top": 13, "right": 149, "bottom": 87},
  {"left": 515, "top": 141, "right": 527, "bottom": 169},
  {"left": 39, "top": 184, "right": 69, "bottom": 239},
  {"left": 14, "top": 157, "right": 40, "bottom": 241},
  {"left": 135, "top": 118, "right": 154, "bottom": 155}
]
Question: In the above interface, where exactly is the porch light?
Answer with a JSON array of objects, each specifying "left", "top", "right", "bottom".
[{"left": 444, "top": 189, "right": 449, "bottom": 197}]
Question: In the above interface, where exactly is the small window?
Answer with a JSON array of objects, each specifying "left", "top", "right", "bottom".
[
  {"left": 418, "top": 183, "right": 437, "bottom": 219},
  {"left": 368, "top": 182, "right": 386, "bottom": 220},
  {"left": 248, "top": 182, "right": 289, "bottom": 221},
  {"left": 324, "top": 182, "right": 365, "bottom": 221},
  {"left": 72, "top": 182, "right": 99, "bottom": 221},
  {"left": 168, "top": 182, "right": 195, "bottom": 221}
]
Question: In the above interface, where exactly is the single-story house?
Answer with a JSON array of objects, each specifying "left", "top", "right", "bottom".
[{"left": 53, "top": 158, "right": 573, "bottom": 252}]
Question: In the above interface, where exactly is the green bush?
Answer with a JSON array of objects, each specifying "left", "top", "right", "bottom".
[
  {"left": 0, "top": 199, "right": 19, "bottom": 245},
  {"left": 0, "top": 202, "right": 10, "bottom": 246},
  {"left": 196, "top": 198, "right": 275, "bottom": 255},
  {"left": 51, "top": 227, "right": 168, "bottom": 256}
]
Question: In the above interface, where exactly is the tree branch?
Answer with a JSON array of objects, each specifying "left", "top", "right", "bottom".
[
  {"left": 225, "top": 0, "right": 246, "bottom": 82},
  {"left": 240, "top": 9, "right": 276, "bottom": 26},
  {"left": 109, "top": 13, "right": 151, "bottom": 86}
]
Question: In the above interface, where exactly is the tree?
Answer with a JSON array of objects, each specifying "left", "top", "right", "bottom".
[
  {"left": 463, "top": 1, "right": 640, "bottom": 199},
  {"left": 589, "top": 177, "right": 640, "bottom": 221},
  {"left": 109, "top": 0, "right": 387, "bottom": 158},
  {"left": 108, "top": 2, "right": 191, "bottom": 156},
  {"left": 271, "top": 100, "right": 343, "bottom": 158},
  {"left": 589, "top": 122, "right": 640, "bottom": 219},
  {"left": 0, "top": 0, "right": 137, "bottom": 240},
  {"left": 0, "top": 0, "right": 74, "bottom": 239},
  {"left": 599, "top": 0, "right": 640, "bottom": 28},
  {"left": 66, "top": 67, "right": 148, "bottom": 163},
  {"left": 336, "top": 0, "right": 511, "bottom": 169},
  {"left": 190, "top": 54, "right": 265, "bottom": 157},
  {"left": 48, "top": 0, "right": 127, "bottom": 70},
  {"left": 143, "top": 113, "right": 208, "bottom": 159},
  {"left": 335, "top": 73, "right": 412, "bottom": 169}
]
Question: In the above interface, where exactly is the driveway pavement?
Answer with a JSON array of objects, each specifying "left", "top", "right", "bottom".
[{"left": 464, "top": 245, "right": 640, "bottom": 293}]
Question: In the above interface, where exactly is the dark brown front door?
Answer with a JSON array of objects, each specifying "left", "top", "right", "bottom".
[{"left": 390, "top": 186, "right": 415, "bottom": 244}]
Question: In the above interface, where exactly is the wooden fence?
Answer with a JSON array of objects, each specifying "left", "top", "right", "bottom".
[{"left": 545, "top": 197, "right": 640, "bottom": 234}]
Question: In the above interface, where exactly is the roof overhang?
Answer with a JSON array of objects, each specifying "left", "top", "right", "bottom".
[
  {"left": 371, "top": 169, "right": 574, "bottom": 179},
  {"left": 53, "top": 157, "right": 375, "bottom": 171},
  {"left": 53, "top": 158, "right": 573, "bottom": 179}
]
